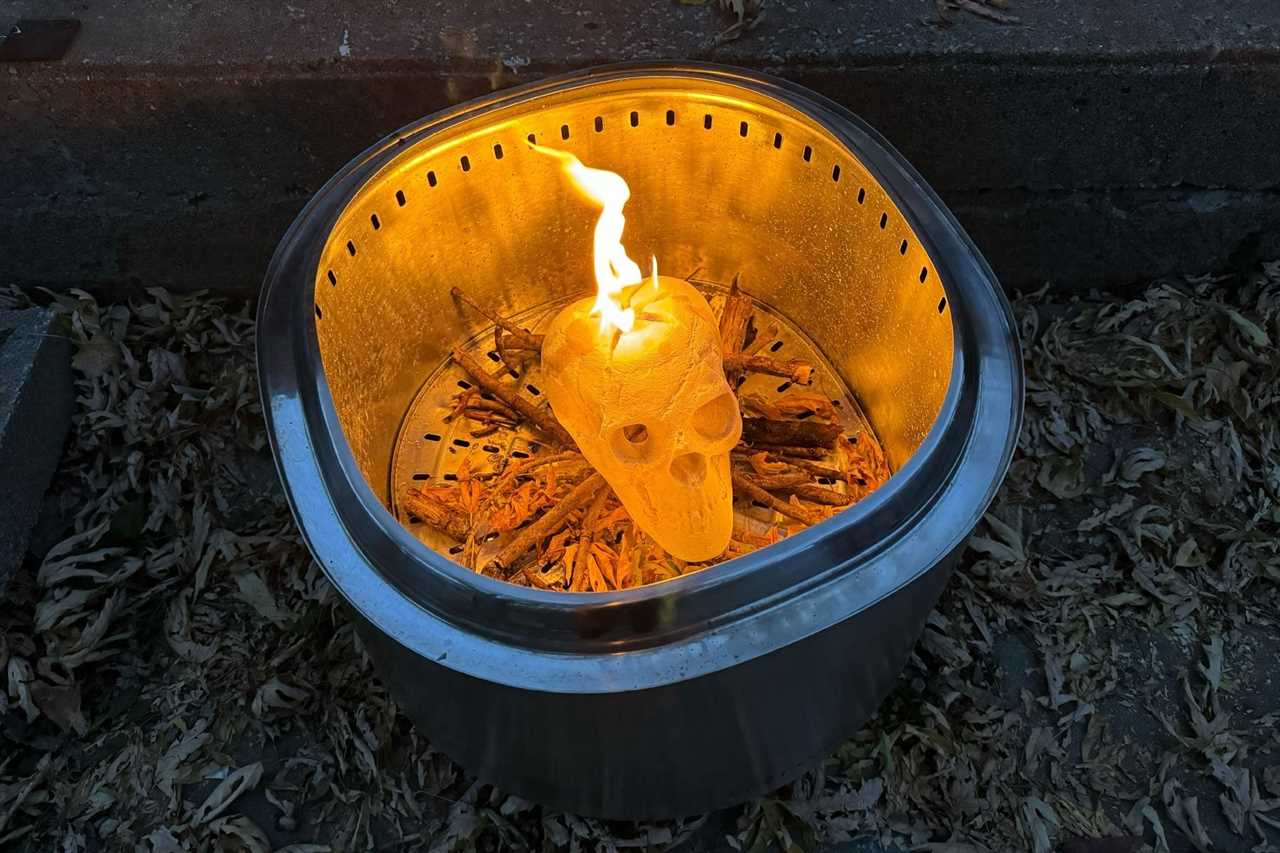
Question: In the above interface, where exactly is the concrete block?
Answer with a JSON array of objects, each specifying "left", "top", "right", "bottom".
[
  {"left": 0, "top": 308, "right": 74, "bottom": 593},
  {"left": 2, "top": 0, "right": 1280, "bottom": 293}
]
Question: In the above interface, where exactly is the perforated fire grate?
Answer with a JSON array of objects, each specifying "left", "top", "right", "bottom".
[{"left": 389, "top": 273, "right": 886, "bottom": 567}]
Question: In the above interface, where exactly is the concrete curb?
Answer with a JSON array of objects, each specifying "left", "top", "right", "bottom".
[
  {"left": 3, "top": 0, "right": 1280, "bottom": 293},
  {"left": 0, "top": 308, "right": 74, "bottom": 593}
]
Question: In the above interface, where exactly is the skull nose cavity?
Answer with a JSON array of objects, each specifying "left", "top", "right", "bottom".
[
  {"left": 692, "top": 392, "right": 739, "bottom": 442},
  {"left": 668, "top": 451, "right": 708, "bottom": 487}
]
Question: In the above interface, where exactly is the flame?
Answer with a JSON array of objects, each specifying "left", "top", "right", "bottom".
[{"left": 531, "top": 143, "right": 649, "bottom": 334}]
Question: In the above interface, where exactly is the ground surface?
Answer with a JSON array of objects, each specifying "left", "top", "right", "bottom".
[{"left": 1, "top": 265, "right": 1278, "bottom": 852}]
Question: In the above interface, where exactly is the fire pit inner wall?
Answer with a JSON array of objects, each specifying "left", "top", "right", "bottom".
[{"left": 312, "top": 77, "right": 953, "bottom": 501}]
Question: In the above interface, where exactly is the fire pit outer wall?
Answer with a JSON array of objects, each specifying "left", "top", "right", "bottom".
[{"left": 257, "top": 63, "right": 1022, "bottom": 819}]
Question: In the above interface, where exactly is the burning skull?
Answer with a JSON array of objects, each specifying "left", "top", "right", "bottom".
[{"left": 541, "top": 276, "right": 742, "bottom": 562}]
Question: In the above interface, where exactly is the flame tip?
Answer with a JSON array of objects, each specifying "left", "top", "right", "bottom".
[{"left": 537, "top": 144, "right": 652, "bottom": 336}]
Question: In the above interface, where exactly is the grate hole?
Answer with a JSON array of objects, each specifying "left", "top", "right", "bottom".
[
  {"left": 848, "top": 434, "right": 860, "bottom": 444},
  {"left": 444, "top": 473, "right": 458, "bottom": 481},
  {"left": 803, "top": 145, "right": 812, "bottom": 162},
  {"left": 424, "top": 433, "right": 442, "bottom": 442},
  {"left": 751, "top": 500, "right": 768, "bottom": 509},
  {"left": 456, "top": 379, "right": 472, "bottom": 390},
  {"left": 832, "top": 164, "right": 841, "bottom": 182},
  {"left": 493, "top": 143, "right": 504, "bottom": 160},
  {"left": 452, "top": 438, "right": 471, "bottom": 448},
  {"left": 773, "top": 132, "right": 783, "bottom": 149},
  {"left": 938, "top": 297, "right": 948, "bottom": 314},
  {"left": 561, "top": 124, "right": 570, "bottom": 140},
  {"left": 525, "top": 383, "right": 541, "bottom": 396},
  {"left": 900, "top": 239, "right": 908, "bottom": 255},
  {"left": 327, "top": 269, "right": 336, "bottom": 286},
  {"left": 776, "top": 381, "right": 793, "bottom": 393},
  {"left": 528, "top": 442, "right": 541, "bottom": 452},
  {"left": 666, "top": 109, "right": 675, "bottom": 126},
  {"left": 314, "top": 304, "right": 322, "bottom": 319},
  {"left": 630, "top": 111, "right": 639, "bottom": 127},
  {"left": 920, "top": 267, "right": 929, "bottom": 283},
  {"left": 832, "top": 399, "right": 842, "bottom": 407},
  {"left": 594, "top": 116, "right": 603, "bottom": 132},
  {"left": 427, "top": 171, "right": 438, "bottom": 187},
  {"left": 857, "top": 187, "right": 866, "bottom": 204},
  {"left": 704, "top": 113, "right": 713, "bottom": 129},
  {"left": 460, "top": 155, "right": 471, "bottom": 172},
  {"left": 482, "top": 444, "right": 500, "bottom": 453},
  {"left": 370, "top": 213, "right": 380, "bottom": 230},
  {"left": 797, "top": 411, "right": 814, "bottom": 420},
  {"left": 879, "top": 212, "right": 888, "bottom": 229},
  {"left": 739, "top": 121, "right": 749, "bottom": 137},
  {"left": 411, "top": 472, "right": 431, "bottom": 481},
  {"left": 769, "top": 340, "right": 784, "bottom": 352},
  {"left": 527, "top": 132, "right": 536, "bottom": 144},
  {"left": 486, "top": 350, "right": 501, "bottom": 362},
  {"left": 511, "top": 450, "right": 530, "bottom": 459},
  {"left": 482, "top": 532, "right": 500, "bottom": 544},
  {"left": 818, "top": 477, "right": 835, "bottom": 485},
  {"left": 346, "top": 240, "right": 356, "bottom": 256},
  {"left": 395, "top": 189, "right": 406, "bottom": 206},
  {"left": 448, "top": 545, "right": 463, "bottom": 555}
]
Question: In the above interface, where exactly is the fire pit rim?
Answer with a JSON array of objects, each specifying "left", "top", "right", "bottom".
[{"left": 257, "top": 62, "right": 1022, "bottom": 684}]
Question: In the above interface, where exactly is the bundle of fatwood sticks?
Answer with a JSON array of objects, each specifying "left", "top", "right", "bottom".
[{"left": 401, "top": 281, "right": 890, "bottom": 591}]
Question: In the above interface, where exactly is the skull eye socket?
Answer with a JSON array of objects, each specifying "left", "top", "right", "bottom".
[
  {"left": 692, "top": 392, "right": 739, "bottom": 442},
  {"left": 610, "top": 422, "right": 655, "bottom": 464}
]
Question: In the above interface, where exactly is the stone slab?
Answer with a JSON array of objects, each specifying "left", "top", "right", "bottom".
[
  {"left": 2, "top": 0, "right": 1279, "bottom": 293},
  {"left": 0, "top": 308, "right": 74, "bottom": 593}
]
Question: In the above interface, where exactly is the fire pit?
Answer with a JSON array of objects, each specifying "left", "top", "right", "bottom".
[{"left": 257, "top": 63, "right": 1022, "bottom": 818}]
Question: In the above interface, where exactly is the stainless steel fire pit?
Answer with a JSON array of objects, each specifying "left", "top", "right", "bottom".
[{"left": 257, "top": 63, "right": 1022, "bottom": 818}]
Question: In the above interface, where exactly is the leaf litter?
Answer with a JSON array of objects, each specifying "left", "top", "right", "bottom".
[{"left": 0, "top": 262, "right": 1278, "bottom": 851}]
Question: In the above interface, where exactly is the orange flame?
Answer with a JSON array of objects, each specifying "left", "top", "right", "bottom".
[{"left": 531, "top": 143, "right": 649, "bottom": 334}]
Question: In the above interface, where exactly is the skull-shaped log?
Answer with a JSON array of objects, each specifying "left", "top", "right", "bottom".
[{"left": 541, "top": 276, "right": 743, "bottom": 562}]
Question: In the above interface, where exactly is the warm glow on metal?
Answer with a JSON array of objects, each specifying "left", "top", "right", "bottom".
[{"left": 531, "top": 143, "right": 644, "bottom": 334}]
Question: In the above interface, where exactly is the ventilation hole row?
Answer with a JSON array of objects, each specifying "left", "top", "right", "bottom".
[{"left": 328, "top": 112, "right": 944, "bottom": 319}]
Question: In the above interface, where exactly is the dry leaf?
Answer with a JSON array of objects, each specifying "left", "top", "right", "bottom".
[{"left": 192, "top": 763, "right": 263, "bottom": 825}]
